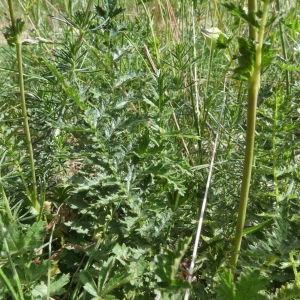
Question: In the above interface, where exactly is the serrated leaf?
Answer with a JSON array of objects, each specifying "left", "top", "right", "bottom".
[
  {"left": 31, "top": 281, "right": 47, "bottom": 299},
  {"left": 268, "top": 282, "right": 300, "bottom": 300},
  {"left": 115, "top": 72, "right": 139, "bottom": 88},
  {"left": 215, "top": 269, "right": 236, "bottom": 300},
  {"left": 221, "top": 3, "right": 260, "bottom": 28},
  {"left": 94, "top": 3, "right": 125, "bottom": 20},
  {"left": 261, "top": 42, "right": 275, "bottom": 71},
  {"left": 235, "top": 269, "right": 268, "bottom": 300},
  {"left": 94, "top": 5, "right": 107, "bottom": 18},
  {"left": 109, "top": 7, "right": 126, "bottom": 19},
  {"left": 155, "top": 237, "right": 191, "bottom": 283},
  {"left": 277, "top": 63, "right": 300, "bottom": 71},
  {"left": 2, "top": 223, "right": 24, "bottom": 254},
  {"left": 97, "top": 257, "right": 115, "bottom": 292},
  {"left": 106, "top": 0, "right": 117, "bottom": 15},
  {"left": 42, "top": 59, "right": 86, "bottom": 110},
  {"left": 109, "top": 22, "right": 127, "bottom": 39},
  {"left": 101, "top": 269, "right": 134, "bottom": 297},
  {"left": 49, "top": 273, "right": 70, "bottom": 296},
  {"left": 112, "top": 243, "right": 130, "bottom": 264},
  {"left": 24, "top": 260, "right": 49, "bottom": 283},
  {"left": 23, "top": 221, "right": 46, "bottom": 253},
  {"left": 83, "top": 282, "right": 98, "bottom": 297},
  {"left": 233, "top": 38, "right": 256, "bottom": 80},
  {"left": 4, "top": 221, "right": 46, "bottom": 256},
  {"left": 79, "top": 270, "right": 96, "bottom": 285}
]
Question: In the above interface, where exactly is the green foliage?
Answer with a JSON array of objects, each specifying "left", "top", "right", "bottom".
[
  {"left": 267, "top": 282, "right": 300, "bottom": 300},
  {"left": 221, "top": 3, "right": 260, "bottom": 29},
  {"left": 216, "top": 269, "right": 268, "bottom": 300},
  {"left": 0, "top": 0, "right": 299, "bottom": 299},
  {"left": 233, "top": 38, "right": 256, "bottom": 80},
  {"left": 3, "top": 18, "right": 25, "bottom": 45}
]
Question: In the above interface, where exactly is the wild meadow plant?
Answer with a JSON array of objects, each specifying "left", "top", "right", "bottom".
[{"left": 0, "top": 0, "right": 299, "bottom": 299}]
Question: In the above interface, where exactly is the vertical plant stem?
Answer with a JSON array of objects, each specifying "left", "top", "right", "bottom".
[
  {"left": 184, "top": 79, "right": 228, "bottom": 300},
  {"left": 0, "top": 267, "right": 19, "bottom": 300},
  {"left": 0, "top": 151, "right": 14, "bottom": 220},
  {"left": 191, "top": 6, "right": 202, "bottom": 161},
  {"left": 289, "top": 252, "right": 300, "bottom": 284},
  {"left": 275, "top": 0, "right": 290, "bottom": 95},
  {"left": 7, "top": 0, "right": 38, "bottom": 211},
  {"left": 47, "top": 223, "right": 56, "bottom": 300},
  {"left": 230, "top": 0, "right": 269, "bottom": 269},
  {"left": 272, "top": 93, "right": 280, "bottom": 201},
  {"left": 3, "top": 237, "right": 25, "bottom": 300},
  {"left": 248, "top": 0, "right": 257, "bottom": 41}
]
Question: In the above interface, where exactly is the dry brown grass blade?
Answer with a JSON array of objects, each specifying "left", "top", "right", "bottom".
[{"left": 165, "top": 0, "right": 182, "bottom": 42}]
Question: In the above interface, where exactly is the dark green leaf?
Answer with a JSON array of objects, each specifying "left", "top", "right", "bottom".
[
  {"left": 235, "top": 269, "right": 268, "bottom": 300},
  {"left": 233, "top": 38, "right": 256, "bottom": 80},
  {"left": 221, "top": 3, "right": 260, "bottom": 28}
]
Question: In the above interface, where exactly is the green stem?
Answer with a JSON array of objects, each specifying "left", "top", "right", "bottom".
[
  {"left": 0, "top": 267, "right": 19, "bottom": 300},
  {"left": 230, "top": 0, "right": 269, "bottom": 269},
  {"left": 272, "top": 93, "right": 280, "bottom": 201},
  {"left": 3, "top": 237, "right": 25, "bottom": 300},
  {"left": 289, "top": 252, "right": 300, "bottom": 284},
  {"left": 248, "top": 0, "right": 257, "bottom": 41},
  {"left": 275, "top": 0, "right": 290, "bottom": 95},
  {"left": 7, "top": 0, "right": 38, "bottom": 212}
]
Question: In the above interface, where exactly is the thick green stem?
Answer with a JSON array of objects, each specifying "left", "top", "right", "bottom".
[
  {"left": 7, "top": 0, "right": 38, "bottom": 211},
  {"left": 248, "top": 0, "right": 257, "bottom": 41},
  {"left": 290, "top": 252, "right": 300, "bottom": 284},
  {"left": 230, "top": 0, "right": 269, "bottom": 268}
]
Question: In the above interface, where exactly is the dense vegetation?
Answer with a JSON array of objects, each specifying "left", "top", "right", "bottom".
[{"left": 0, "top": 0, "right": 300, "bottom": 299}]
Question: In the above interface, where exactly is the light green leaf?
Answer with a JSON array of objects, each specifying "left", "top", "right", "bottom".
[
  {"left": 49, "top": 273, "right": 70, "bottom": 296},
  {"left": 215, "top": 269, "right": 236, "bottom": 300}
]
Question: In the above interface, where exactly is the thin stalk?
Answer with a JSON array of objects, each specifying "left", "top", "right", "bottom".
[
  {"left": 289, "top": 252, "right": 300, "bottom": 284},
  {"left": 191, "top": 6, "right": 202, "bottom": 162},
  {"left": 3, "top": 237, "right": 25, "bottom": 300},
  {"left": 1, "top": 185, "right": 14, "bottom": 221},
  {"left": 275, "top": 0, "right": 290, "bottom": 95},
  {"left": 7, "top": 0, "right": 38, "bottom": 212},
  {"left": 184, "top": 78, "right": 228, "bottom": 300},
  {"left": 205, "top": 48, "right": 214, "bottom": 98},
  {"left": 140, "top": 0, "right": 160, "bottom": 63},
  {"left": 272, "top": 93, "right": 280, "bottom": 201},
  {"left": 0, "top": 267, "right": 19, "bottom": 300},
  {"left": 0, "top": 151, "right": 14, "bottom": 221},
  {"left": 47, "top": 222, "right": 56, "bottom": 300},
  {"left": 230, "top": 0, "right": 269, "bottom": 268},
  {"left": 69, "top": 234, "right": 103, "bottom": 300}
]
